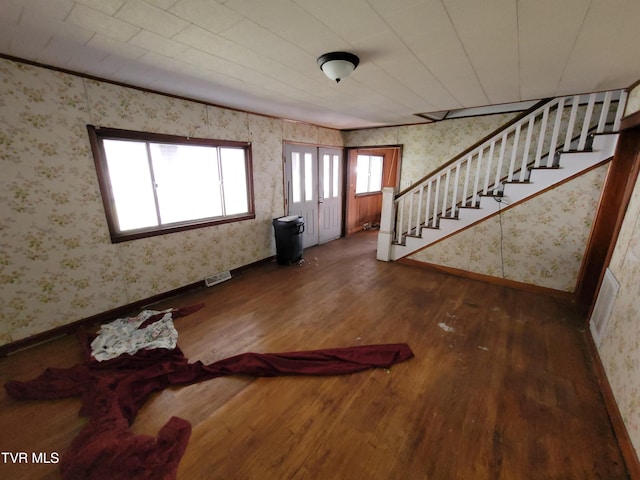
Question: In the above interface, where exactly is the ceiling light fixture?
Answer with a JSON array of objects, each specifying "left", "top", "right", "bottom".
[{"left": 317, "top": 52, "right": 359, "bottom": 83}]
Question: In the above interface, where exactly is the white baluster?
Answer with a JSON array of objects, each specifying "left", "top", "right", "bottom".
[
  {"left": 473, "top": 149, "right": 483, "bottom": 207},
  {"left": 507, "top": 124, "right": 521, "bottom": 182},
  {"left": 397, "top": 197, "right": 405, "bottom": 242},
  {"left": 597, "top": 90, "right": 613, "bottom": 133},
  {"left": 462, "top": 155, "right": 472, "bottom": 206},
  {"left": 482, "top": 143, "right": 494, "bottom": 195},
  {"left": 442, "top": 169, "right": 451, "bottom": 217},
  {"left": 519, "top": 117, "right": 535, "bottom": 182},
  {"left": 578, "top": 94, "right": 596, "bottom": 150},
  {"left": 614, "top": 90, "right": 627, "bottom": 131},
  {"left": 493, "top": 133, "right": 507, "bottom": 192},
  {"left": 425, "top": 181, "right": 432, "bottom": 227},
  {"left": 534, "top": 105, "right": 550, "bottom": 167},
  {"left": 563, "top": 95, "right": 580, "bottom": 151},
  {"left": 407, "top": 189, "right": 414, "bottom": 236},
  {"left": 451, "top": 163, "right": 461, "bottom": 218},
  {"left": 415, "top": 186, "right": 423, "bottom": 236},
  {"left": 433, "top": 176, "right": 441, "bottom": 227},
  {"left": 546, "top": 97, "right": 565, "bottom": 167}
]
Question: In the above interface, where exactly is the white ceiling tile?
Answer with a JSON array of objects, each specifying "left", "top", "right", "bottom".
[
  {"left": 179, "top": 46, "right": 246, "bottom": 77},
  {"left": 2, "top": 1, "right": 23, "bottom": 24},
  {"left": 0, "top": 0, "right": 639, "bottom": 129},
  {"left": 7, "top": 28, "right": 51, "bottom": 60},
  {"left": 146, "top": 0, "right": 180, "bottom": 9},
  {"left": 346, "top": 30, "right": 461, "bottom": 110},
  {"left": 20, "top": 0, "right": 75, "bottom": 21},
  {"left": 93, "top": 54, "right": 138, "bottom": 77},
  {"left": 87, "top": 34, "right": 146, "bottom": 60},
  {"left": 366, "top": 0, "right": 430, "bottom": 16},
  {"left": 67, "top": 4, "right": 140, "bottom": 42},
  {"left": 137, "top": 51, "right": 192, "bottom": 75},
  {"left": 128, "top": 29, "right": 189, "bottom": 58},
  {"left": 296, "top": 0, "right": 388, "bottom": 42},
  {"left": 444, "top": 0, "right": 519, "bottom": 104},
  {"left": 518, "top": 0, "right": 590, "bottom": 100},
  {"left": 223, "top": 0, "right": 292, "bottom": 22},
  {"left": 0, "top": 26, "right": 15, "bottom": 52},
  {"left": 557, "top": 0, "right": 640, "bottom": 94},
  {"left": 380, "top": 1, "right": 486, "bottom": 108},
  {"left": 21, "top": 8, "right": 94, "bottom": 45},
  {"left": 40, "top": 37, "right": 81, "bottom": 65},
  {"left": 169, "top": 0, "right": 243, "bottom": 34},
  {"left": 225, "top": 0, "right": 339, "bottom": 57},
  {"left": 74, "top": 0, "right": 127, "bottom": 16},
  {"left": 115, "top": 0, "right": 189, "bottom": 37},
  {"left": 62, "top": 43, "right": 110, "bottom": 72},
  {"left": 220, "top": 20, "right": 314, "bottom": 74},
  {"left": 0, "top": 3, "right": 22, "bottom": 51},
  {"left": 173, "top": 24, "right": 233, "bottom": 55}
]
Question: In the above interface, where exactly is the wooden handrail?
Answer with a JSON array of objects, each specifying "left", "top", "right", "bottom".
[
  {"left": 381, "top": 89, "right": 627, "bottom": 259},
  {"left": 394, "top": 98, "right": 551, "bottom": 198},
  {"left": 395, "top": 93, "right": 622, "bottom": 199}
]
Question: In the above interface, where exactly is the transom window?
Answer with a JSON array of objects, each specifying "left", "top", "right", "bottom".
[
  {"left": 88, "top": 126, "right": 254, "bottom": 243},
  {"left": 355, "top": 154, "right": 383, "bottom": 194}
]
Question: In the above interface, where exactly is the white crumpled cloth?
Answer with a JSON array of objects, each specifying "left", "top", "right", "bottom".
[{"left": 90, "top": 309, "right": 178, "bottom": 361}]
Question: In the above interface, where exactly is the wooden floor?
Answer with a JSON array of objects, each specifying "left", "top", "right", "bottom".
[{"left": 0, "top": 231, "right": 628, "bottom": 479}]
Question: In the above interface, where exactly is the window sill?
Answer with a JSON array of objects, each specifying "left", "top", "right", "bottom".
[
  {"left": 109, "top": 213, "right": 256, "bottom": 243},
  {"left": 355, "top": 191, "right": 382, "bottom": 198}
]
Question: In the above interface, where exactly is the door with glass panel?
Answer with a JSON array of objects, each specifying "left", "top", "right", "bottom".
[
  {"left": 318, "top": 147, "right": 342, "bottom": 244},
  {"left": 284, "top": 144, "right": 343, "bottom": 248}
]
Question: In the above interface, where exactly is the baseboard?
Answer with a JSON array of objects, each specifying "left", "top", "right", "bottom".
[
  {"left": 397, "top": 258, "right": 574, "bottom": 301},
  {"left": 0, "top": 255, "right": 276, "bottom": 357},
  {"left": 584, "top": 332, "right": 640, "bottom": 479}
]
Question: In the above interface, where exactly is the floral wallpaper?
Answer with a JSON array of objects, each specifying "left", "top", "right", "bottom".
[
  {"left": 599, "top": 167, "right": 640, "bottom": 457},
  {"left": 597, "top": 86, "right": 640, "bottom": 458},
  {"left": 406, "top": 165, "right": 608, "bottom": 292},
  {"left": 0, "top": 58, "right": 341, "bottom": 345},
  {"left": 343, "top": 114, "right": 517, "bottom": 189}
]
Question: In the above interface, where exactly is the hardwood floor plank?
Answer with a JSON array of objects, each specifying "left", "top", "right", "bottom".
[{"left": 0, "top": 231, "right": 629, "bottom": 479}]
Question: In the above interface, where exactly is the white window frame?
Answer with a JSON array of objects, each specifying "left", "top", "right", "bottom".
[{"left": 355, "top": 154, "right": 384, "bottom": 195}]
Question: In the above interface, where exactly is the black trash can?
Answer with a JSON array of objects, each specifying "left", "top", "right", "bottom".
[{"left": 273, "top": 215, "right": 305, "bottom": 265}]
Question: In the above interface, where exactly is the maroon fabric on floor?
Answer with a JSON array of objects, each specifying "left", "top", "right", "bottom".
[
  {"left": 60, "top": 392, "right": 191, "bottom": 480},
  {"left": 6, "top": 336, "right": 413, "bottom": 480}
]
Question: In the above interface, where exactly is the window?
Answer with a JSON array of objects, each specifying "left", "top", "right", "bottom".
[
  {"left": 355, "top": 154, "right": 383, "bottom": 194},
  {"left": 88, "top": 126, "right": 254, "bottom": 242}
]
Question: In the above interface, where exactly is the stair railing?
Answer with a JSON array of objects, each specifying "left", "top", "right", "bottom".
[{"left": 390, "top": 89, "right": 627, "bottom": 246}]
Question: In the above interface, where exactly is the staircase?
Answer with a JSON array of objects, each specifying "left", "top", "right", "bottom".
[{"left": 377, "top": 89, "right": 627, "bottom": 262}]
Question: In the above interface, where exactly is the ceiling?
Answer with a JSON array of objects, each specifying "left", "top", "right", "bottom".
[{"left": 2, "top": 0, "right": 640, "bottom": 130}]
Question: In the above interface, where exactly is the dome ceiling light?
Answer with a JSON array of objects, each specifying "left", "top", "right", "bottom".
[{"left": 317, "top": 52, "right": 359, "bottom": 83}]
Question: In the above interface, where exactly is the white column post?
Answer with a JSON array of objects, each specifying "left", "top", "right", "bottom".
[{"left": 377, "top": 186, "right": 396, "bottom": 261}]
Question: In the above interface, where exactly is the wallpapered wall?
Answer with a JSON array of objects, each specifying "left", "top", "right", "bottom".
[
  {"left": 406, "top": 164, "right": 608, "bottom": 292},
  {"left": 596, "top": 82, "right": 640, "bottom": 458},
  {"left": 344, "top": 113, "right": 608, "bottom": 293},
  {"left": 0, "top": 58, "right": 342, "bottom": 345},
  {"left": 344, "top": 113, "right": 516, "bottom": 189}
]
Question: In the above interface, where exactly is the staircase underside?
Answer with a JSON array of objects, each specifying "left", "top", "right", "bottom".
[{"left": 388, "top": 133, "right": 618, "bottom": 261}]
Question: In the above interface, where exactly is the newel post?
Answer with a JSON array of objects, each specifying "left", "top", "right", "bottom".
[{"left": 376, "top": 187, "right": 396, "bottom": 261}]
